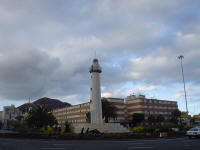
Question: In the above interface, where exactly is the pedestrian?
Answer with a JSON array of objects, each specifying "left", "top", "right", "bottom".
[
  {"left": 86, "top": 128, "right": 89, "bottom": 135},
  {"left": 81, "top": 127, "right": 84, "bottom": 135}
]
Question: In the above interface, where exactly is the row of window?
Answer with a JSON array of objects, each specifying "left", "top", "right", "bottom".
[
  {"left": 141, "top": 105, "right": 177, "bottom": 109},
  {"left": 54, "top": 109, "right": 89, "bottom": 115},
  {"left": 143, "top": 111, "right": 171, "bottom": 115},
  {"left": 144, "top": 116, "right": 170, "bottom": 120},
  {"left": 56, "top": 114, "right": 85, "bottom": 119},
  {"left": 142, "top": 100, "right": 176, "bottom": 104},
  {"left": 58, "top": 119, "right": 86, "bottom": 124},
  {"left": 54, "top": 103, "right": 89, "bottom": 112}
]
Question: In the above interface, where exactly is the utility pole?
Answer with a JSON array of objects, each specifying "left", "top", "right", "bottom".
[{"left": 178, "top": 55, "right": 188, "bottom": 114}]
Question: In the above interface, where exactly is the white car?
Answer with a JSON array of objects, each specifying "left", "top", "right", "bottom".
[{"left": 186, "top": 127, "right": 200, "bottom": 138}]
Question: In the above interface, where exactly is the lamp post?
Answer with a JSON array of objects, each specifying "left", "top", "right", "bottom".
[{"left": 178, "top": 55, "right": 188, "bottom": 114}]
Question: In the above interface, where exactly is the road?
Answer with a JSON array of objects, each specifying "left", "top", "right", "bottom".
[{"left": 0, "top": 137, "right": 199, "bottom": 150}]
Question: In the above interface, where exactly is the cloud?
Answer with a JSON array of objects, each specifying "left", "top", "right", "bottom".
[
  {"left": 102, "top": 92, "right": 112, "bottom": 98},
  {"left": 135, "top": 86, "right": 158, "bottom": 92},
  {"left": 0, "top": 49, "right": 60, "bottom": 100},
  {"left": 175, "top": 85, "right": 200, "bottom": 103},
  {"left": 123, "top": 47, "right": 200, "bottom": 85},
  {"left": 0, "top": 0, "right": 199, "bottom": 115}
]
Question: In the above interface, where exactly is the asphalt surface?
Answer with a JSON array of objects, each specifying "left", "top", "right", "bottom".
[{"left": 0, "top": 137, "right": 199, "bottom": 150}]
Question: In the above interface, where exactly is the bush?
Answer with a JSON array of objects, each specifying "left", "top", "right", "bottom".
[
  {"left": 47, "top": 127, "right": 54, "bottom": 135},
  {"left": 39, "top": 127, "right": 46, "bottom": 134},
  {"left": 39, "top": 127, "right": 54, "bottom": 135},
  {"left": 182, "top": 126, "right": 191, "bottom": 131},
  {"left": 159, "top": 126, "right": 171, "bottom": 132},
  {"left": 144, "top": 126, "right": 156, "bottom": 133},
  {"left": 132, "top": 126, "right": 145, "bottom": 133},
  {"left": 166, "top": 123, "right": 179, "bottom": 128},
  {"left": 61, "top": 121, "right": 73, "bottom": 133},
  {"left": 11, "top": 121, "right": 34, "bottom": 134}
]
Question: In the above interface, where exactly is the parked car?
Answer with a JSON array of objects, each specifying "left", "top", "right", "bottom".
[{"left": 186, "top": 127, "right": 200, "bottom": 138}]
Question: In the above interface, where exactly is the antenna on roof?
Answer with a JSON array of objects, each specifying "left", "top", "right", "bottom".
[{"left": 95, "top": 50, "right": 97, "bottom": 58}]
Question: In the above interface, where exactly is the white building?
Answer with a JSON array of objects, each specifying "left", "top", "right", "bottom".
[{"left": 2, "top": 105, "right": 22, "bottom": 128}]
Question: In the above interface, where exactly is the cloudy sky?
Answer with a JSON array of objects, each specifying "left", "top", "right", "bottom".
[{"left": 0, "top": 0, "right": 200, "bottom": 115}]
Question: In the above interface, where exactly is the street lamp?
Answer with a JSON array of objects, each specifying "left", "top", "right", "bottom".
[{"left": 178, "top": 55, "right": 188, "bottom": 114}]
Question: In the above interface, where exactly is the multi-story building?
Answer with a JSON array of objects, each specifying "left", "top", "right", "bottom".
[
  {"left": 52, "top": 102, "right": 90, "bottom": 125},
  {"left": 2, "top": 105, "right": 22, "bottom": 128},
  {"left": 125, "top": 94, "right": 178, "bottom": 122},
  {"left": 53, "top": 95, "right": 178, "bottom": 126},
  {"left": 106, "top": 98, "right": 126, "bottom": 123},
  {"left": 193, "top": 114, "right": 200, "bottom": 125},
  {"left": 53, "top": 98, "right": 127, "bottom": 125}
]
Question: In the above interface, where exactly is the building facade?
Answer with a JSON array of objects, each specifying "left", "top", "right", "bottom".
[
  {"left": 52, "top": 102, "right": 90, "bottom": 125},
  {"left": 193, "top": 114, "right": 200, "bottom": 125},
  {"left": 2, "top": 105, "right": 22, "bottom": 128},
  {"left": 106, "top": 98, "right": 126, "bottom": 123},
  {"left": 53, "top": 95, "right": 178, "bottom": 125},
  {"left": 125, "top": 94, "right": 178, "bottom": 122}
]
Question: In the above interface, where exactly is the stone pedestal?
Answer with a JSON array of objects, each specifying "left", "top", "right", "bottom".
[{"left": 73, "top": 123, "right": 130, "bottom": 133}]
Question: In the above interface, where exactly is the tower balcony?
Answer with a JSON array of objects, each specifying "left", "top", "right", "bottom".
[
  {"left": 89, "top": 59, "right": 102, "bottom": 73},
  {"left": 89, "top": 65, "right": 102, "bottom": 73}
]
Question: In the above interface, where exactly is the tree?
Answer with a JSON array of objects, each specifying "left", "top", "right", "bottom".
[
  {"left": 181, "top": 112, "right": 191, "bottom": 119},
  {"left": 172, "top": 109, "right": 181, "bottom": 118},
  {"left": 0, "top": 121, "right": 2, "bottom": 129},
  {"left": 132, "top": 113, "right": 144, "bottom": 126},
  {"left": 171, "top": 109, "right": 181, "bottom": 124},
  {"left": 148, "top": 115, "right": 156, "bottom": 126},
  {"left": 102, "top": 98, "right": 118, "bottom": 123},
  {"left": 26, "top": 105, "right": 57, "bottom": 129},
  {"left": 190, "top": 118, "right": 195, "bottom": 125},
  {"left": 15, "top": 115, "right": 24, "bottom": 122},
  {"left": 64, "top": 121, "right": 72, "bottom": 133},
  {"left": 156, "top": 115, "right": 165, "bottom": 126}
]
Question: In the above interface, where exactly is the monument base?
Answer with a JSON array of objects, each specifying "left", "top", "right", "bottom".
[{"left": 73, "top": 123, "right": 130, "bottom": 133}]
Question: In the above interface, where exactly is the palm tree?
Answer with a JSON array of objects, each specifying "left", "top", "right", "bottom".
[
  {"left": 26, "top": 105, "right": 57, "bottom": 129},
  {"left": 148, "top": 115, "right": 156, "bottom": 126},
  {"left": 132, "top": 113, "right": 144, "bottom": 126},
  {"left": 102, "top": 98, "right": 118, "bottom": 123},
  {"left": 171, "top": 109, "right": 181, "bottom": 124},
  {"left": 156, "top": 115, "right": 165, "bottom": 126}
]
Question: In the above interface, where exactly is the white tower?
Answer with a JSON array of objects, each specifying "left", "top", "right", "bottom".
[{"left": 89, "top": 58, "right": 103, "bottom": 124}]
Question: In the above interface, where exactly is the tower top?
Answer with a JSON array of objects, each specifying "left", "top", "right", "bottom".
[{"left": 89, "top": 58, "right": 102, "bottom": 73}]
